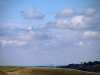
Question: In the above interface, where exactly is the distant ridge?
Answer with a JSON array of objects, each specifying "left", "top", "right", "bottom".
[{"left": 57, "top": 61, "right": 100, "bottom": 73}]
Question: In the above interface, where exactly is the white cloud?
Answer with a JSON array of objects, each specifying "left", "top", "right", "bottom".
[
  {"left": 47, "top": 15, "right": 100, "bottom": 30},
  {"left": 71, "top": 15, "right": 85, "bottom": 28},
  {"left": 56, "top": 8, "right": 75, "bottom": 18},
  {"left": 75, "top": 41, "right": 84, "bottom": 46},
  {"left": 26, "top": 26, "right": 32, "bottom": 30},
  {"left": 78, "top": 41, "right": 84, "bottom": 46},
  {"left": 56, "top": 20, "right": 70, "bottom": 28},
  {"left": 14, "top": 41, "right": 27, "bottom": 46},
  {"left": 22, "top": 6, "right": 44, "bottom": 20},
  {"left": 82, "top": 8, "right": 97, "bottom": 16},
  {"left": 83, "top": 16, "right": 100, "bottom": 25},
  {"left": 0, "top": 40, "right": 17, "bottom": 47},
  {"left": 55, "top": 15, "right": 86, "bottom": 29},
  {"left": 16, "top": 27, "right": 53, "bottom": 41},
  {"left": 0, "top": 40, "right": 27, "bottom": 47},
  {"left": 0, "top": 40, "right": 8, "bottom": 47},
  {"left": 82, "top": 31, "right": 100, "bottom": 38},
  {"left": 17, "top": 32, "right": 31, "bottom": 40}
]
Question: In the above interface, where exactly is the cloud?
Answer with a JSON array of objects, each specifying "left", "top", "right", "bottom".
[
  {"left": 82, "top": 16, "right": 100, "bottom": 24},
  {"left": 22, "top": 6, "right": 44, "bottom": 20},
  {"left": 78, "top": 41, "right": 84, "bottom": 46},
  {"left": 26, "top": 26, "right": 32, "bottom": 30},
  {"left": 82, "top": 31, "right": 100, "bottom": 38},
  {"left": 82, "top": 8, "right": 97, "bottom": 16},
  {"left": 17, "top": 31, "right": 53, "bottom": 41},
  {"left": 33, "top": 31, "right": 53, "bottom": 40},
  {"left": 55, "top": 15, "right": 88, "bottom": 29},
  {"left": 75, "top": 41, "right": 84, "bottom": 46},
  {"left": 17, "top": 28, "right": 53, "bottom": 41},
  {"left": 46, "top": 15, "right": 85, "bottom": 29},
  {"left": 55, "top": 8, "right": 75, "bottom": 18},
  {"left": 18, "top": 33, "right": 32, "bottom": 40},
  {"left": 45, "top": 15, "right": 100, "bottom": 30},
  {"left": 14, "top": 41, "right": 27, "bottom": 46},
  {"left": 0, "top": 40, "right": 27, "bottom": 47},
  {"left": 0, "top": 26, "right": 5, "bottom": 36},
  {"left": 0, "top": 24, "right": 54, "bottom": 43}
]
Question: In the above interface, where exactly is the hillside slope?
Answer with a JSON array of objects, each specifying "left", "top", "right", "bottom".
[
  {"left": 58, "top": 61, "right": 100, "bottom": 73},
  {"left": 0, "top": 66, "right": 100, "bottom": 75}
]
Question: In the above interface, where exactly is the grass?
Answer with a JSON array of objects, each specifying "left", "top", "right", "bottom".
[
  {"left": 0, "top": 66, "right": 100, "bottom": 75},
  {"left": 0, "top": 66, "right": 24, "bottom": 72}
]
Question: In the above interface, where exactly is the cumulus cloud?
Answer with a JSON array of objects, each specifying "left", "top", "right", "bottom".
[
  {"left": 0, "top": 26, "right": 5, "bottom": 36},
  {"left": 14, "top": 41, "right": 27, "bottom": 46},
  {"left": 55, "top": 15, "right": 85, "bottom": 29},
  {"left": 46, "top": 15, "right": 100, "bottom": 30},
  {"left": 22, "top": 6, "right": 44, "bottom": 20},
  {"left": 78, "top": 41, "right": 84, "bottom": 46},
  {"left": 82, "top": 16, "right": 100, "bottom": 25},
  {"left": 26, "top": 26, "right": 33, "bottom": 30},
  {"left": 82, "top": 31, "right": 100, "bottom": 38},
  {"left": 56, "top": 8, "right": 75, "bottom": 18},
  {"left": 82, "top": 8, "right": 97, "bottom": 16},
  {"left": 17, "top": 33, "right": 32, "bottom": 40},
  {"left": 0, "top": 24, "right": 53, "bottom": 43},
  {"left": 75, "top": 41, "right": 84, "bottom": 46},
  {"left": 0, "top": 40, "right": 27, "bottom": 47},
  {"left": 17, "top": 28, "right": 53, "bottom": 41}
]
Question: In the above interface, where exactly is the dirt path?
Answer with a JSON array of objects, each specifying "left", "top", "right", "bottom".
[{"left": 6, "top": 67, "right": 27, "bottom": 75}]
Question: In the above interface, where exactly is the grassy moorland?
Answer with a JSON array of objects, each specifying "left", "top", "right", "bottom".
[
  {"left": 0, "top": 66, "right": 24, "bottom": 72},
  {"left": 0, "top": 66, "right": 25, "bottom": 75},
  {"left": 0, "top": 66, "right": 100, "bottom": 75}
]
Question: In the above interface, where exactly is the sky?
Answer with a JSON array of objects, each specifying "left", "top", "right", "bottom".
[{"left": 0, "top": 0, "right": 100, "bottom": 66}]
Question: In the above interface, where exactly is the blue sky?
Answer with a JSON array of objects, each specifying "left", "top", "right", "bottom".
[{"left": 0, "top": 0, "right": 100, "bottom": 66}]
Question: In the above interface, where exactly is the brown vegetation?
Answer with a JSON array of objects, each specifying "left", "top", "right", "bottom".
[{"left": 0, "top": 66, "right": 100, "bottom": 75}]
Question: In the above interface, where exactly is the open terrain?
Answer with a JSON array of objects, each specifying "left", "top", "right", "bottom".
[{"left": 0, "top": 66, "right": 100, "bottom": 75}]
